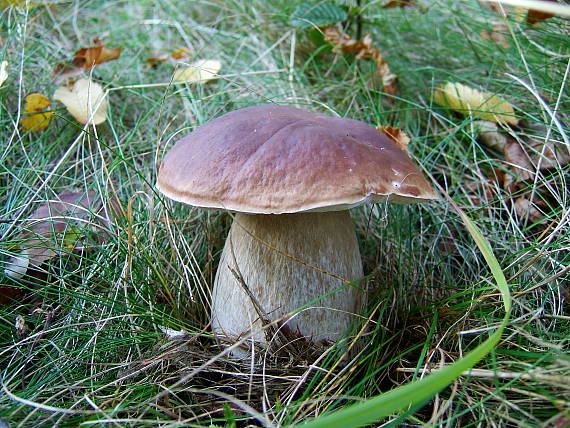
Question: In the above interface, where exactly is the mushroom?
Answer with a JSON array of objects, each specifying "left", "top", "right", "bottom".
[{"left": 157, "top": 105, "right": 436, "bottom": 349}]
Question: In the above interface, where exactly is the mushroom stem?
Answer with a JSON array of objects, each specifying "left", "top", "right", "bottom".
[{"left": 212, "top": 211, "right": 365, "bottom": 346}]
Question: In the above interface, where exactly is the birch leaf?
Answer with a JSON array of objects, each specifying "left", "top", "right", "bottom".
[
  {"left": 20, "top": 93, "right": 54, "bottom": 132},
  {"left": 434, "top": 82, "right": 518, "bottom": 125},
  {"left": 53, "top": 78, "right": 107, "bottom": 125},
  {"left": 173, "top": 59, "right": 222, "bottom": 84}
]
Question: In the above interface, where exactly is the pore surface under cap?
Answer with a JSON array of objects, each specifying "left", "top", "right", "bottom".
[{"left": 157, "top": 104, "right": 436, "bottom": 214}]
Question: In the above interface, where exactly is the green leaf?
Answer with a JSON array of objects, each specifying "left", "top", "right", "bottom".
[{"left": 290, "top": 2, "right": 348, "bottom": 28}]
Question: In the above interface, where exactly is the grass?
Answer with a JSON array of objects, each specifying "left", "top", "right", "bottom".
[{"left": 1, "top": 0, "right": 569, "bottom": 426}]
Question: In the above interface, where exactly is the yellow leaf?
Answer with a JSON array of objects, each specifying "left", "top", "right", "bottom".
[
  {"left": 53, "top": 78, "right": 107, "bottom": 125},
  {"left": 0, "top": 0, "right": 36, "bottom": 8},
  {"left": 20, "top": 93, "right": 54, "bottom": 132},
  {"left": 0, "top": 61, "right": 7, "bottom": 87},
  {"left": 434, "top": 82, "right": 518, "bottom": 125},
  {"left": 173, "top": 59, "right": 222, "bottom": 84},
  {"left": 171, "top": 47, "right": 190, "bottom": 60},
  {"left": 61, "top": 226, "right": 80, "bottom": 250}
]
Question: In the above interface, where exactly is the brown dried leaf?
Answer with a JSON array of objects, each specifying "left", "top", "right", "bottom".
[
  {"left": 53, "top": 43, "right": 122, "bottom": 82},
  {"left": 145, "top": 53, "right": 168, "bottom": 68},
  {"left": 505, "top": 138, "right": 570, "bottom": 181},
  {"left": 4, "top": 191, "right": 102, "bottom": 279},
  {"left": 146, "top": 48, "right": 190, "bottom": 69},
  {"left": 503, "top": 134, "right": 569, "bottom": 192},
  {"left": 480, "top": 24, "right": 510, "bottom": 48},
  {"left": 377, "top": 126, "right": 410, "bottom": 150},
  {"left": 527, "top": 0, "right": 558, "bottom": 24},
  {"left": 504, "top": 140, "right": 534, "bottom": 182},
  {"left": 382, "top": 0, "right": 414, "bottom": 7},
  {"left": 72, "top": 45, "right": 122, "bottom": 70},
  {"left": 323, "top": 26, "right": 397, "bottom": 96},
  {"left": 171, "top": 47, "right": 190, "bottom": 60},
  {"left": 464, "top": 178, "right": 500, "bottom": 209},
  {"left": 474, "top": 120, "right": 508, "bottom": 151},
  {"left": 52, "top": 62, "right": 83, "bottom": 83},
  {"left": 514, "top": 197, "right": 545, "bottom": 224},
  {"left": 549, "top": 413, "right": 570, "bottom": 428}
]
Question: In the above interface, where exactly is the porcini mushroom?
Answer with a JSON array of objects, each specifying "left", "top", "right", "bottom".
[{"left": 157, "top": 105, "right": 436, "bottom": 349}]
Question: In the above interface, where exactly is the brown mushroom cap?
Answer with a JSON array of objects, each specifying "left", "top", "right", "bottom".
[{"left": 157, "top": 104, "right": 436, "bottom": 214}]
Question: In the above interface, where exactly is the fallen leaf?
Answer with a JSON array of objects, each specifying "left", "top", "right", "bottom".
[
  {"left": 53, "top": 78, "right": 107, "bottom": 125},
  {"left": 171, "top": 47, "right": 190, "bottom": 60},
  {"left": 464, "top": 177, "right": 501, "bottom": 209},
  {"left": 20, "top": 93, "right": 54, "bottom": 132},
  {"left": 145, "top": 54, "right": 168, "bottom": 68},
  {"left": 434, "top": 82, "right": 519, "bottom": 125},
  {"left": 549, "top": 413, "right": 570, "bottom": 428},
  {"left": 52, "top": 62, "right": 84, "bottom": 83},
  {"left": 474, "top": 120, "right": 508, "bottom": 151},
  {"left": 382, "top": 0, "right": 414, "bottom": 7},
  {"left": 480, "top": 24, "right": 510, "bottom": 48},
  {"left": 323, "top": 26, "right": 397, "bottom": 96},
  {"left": 173, "top": 59, "right": 222, "bottom": 84},
  {"left": 0, "top": 60, "right": 7, "bottom": 87},
  {"left": 0, "top": 0, "right": 36, "bottom": 8},
  {"left": 504, "top": 140, "right": 534, "bottom": 182},
  {"left": 4, "top": 191, "right": 101, "bottom": 280},
  {"left": 505, "top": 137, "right": 569, "bottom": 181},
  {"left": 514, "top": 197, "right": 545, "bottom": 224},
  {"left": 146, "top": 48, "right": 191, "bottom": 69},
  {"left": 53, "top": 42, "right": 122, "bottom": 82},
  {"left": 527, "top": 0, "right": 558, "bottom": 24},
  {"left": 72, "top": 45, "right": 122, "bottom": 70},
  {"left": 377, "top": 125, "right": 410, "bottom": 150}
]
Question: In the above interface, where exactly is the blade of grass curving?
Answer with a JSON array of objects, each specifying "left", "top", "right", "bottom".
[{"left": 297, "top": 207, "right": 512, "bottom": 428}]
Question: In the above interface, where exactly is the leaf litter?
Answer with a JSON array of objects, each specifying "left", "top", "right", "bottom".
[
  {"left": 435, "top": 82, "right": 567, "bottom": 227},
  {"left": 322, "top": 26, "right": 398, "bottom": 96},
  {"left": 53, "top": 40, "right": 122, "bottom": 82},
  {"left": 53, "top": 78, "right": 108, "bottom": 125},
  {"left": 474, "top": 119, "right": 568, "bottom": 226},
  {"left": 3, "top": 191, "right": 104, "bottom": 281}
]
